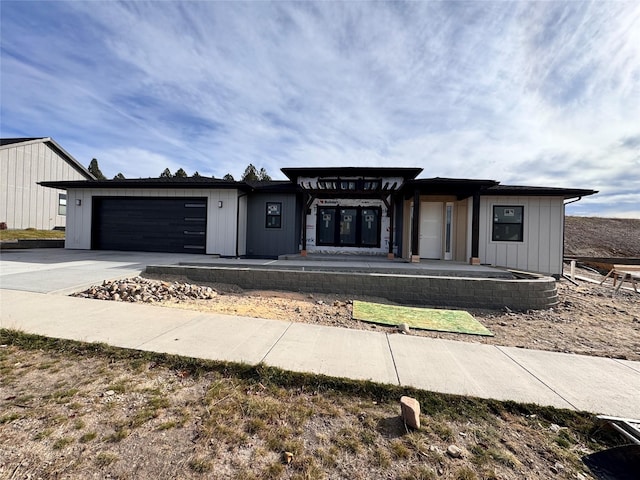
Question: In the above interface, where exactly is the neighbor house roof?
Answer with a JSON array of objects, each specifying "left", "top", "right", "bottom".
[
  {"left": 0, "top": 137, "right": 95, "bottom": 180},
  {"left": 0, "top": 137, "right": 45, "bottom": 146}
]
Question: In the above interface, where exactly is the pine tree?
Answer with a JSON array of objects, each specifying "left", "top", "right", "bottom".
[
  {"left": 192, "top": 171, "right": 201, "bottom": 178},
  {"left": 223, "top": 173, "right": 235, "bottom": 181},
  {"left": 241, "top": 164, "right": 259, "bottom": 181},
  {"left": 88, "top": 158, "right": 106, "bottom": 180},
  {"left": 258, "top": 168, "right": 272, "bottom": 182},
  {"left": 113, "top": 172, "right": 125, "bottom": 180},
  {"left": 174, "top": 168, "right": 188, "bottom": 178},
  {"left": 160, "top": 168, "right": 172, "bottom": 178}
]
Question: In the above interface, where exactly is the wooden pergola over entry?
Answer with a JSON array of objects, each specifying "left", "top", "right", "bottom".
[{"left": 282, "top": 168, "right": 423, "bottom": 258}]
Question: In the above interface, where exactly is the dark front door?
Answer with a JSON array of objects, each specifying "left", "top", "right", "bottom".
[{"left": 92, "top": 197, "right": 207, "bottom": 253}]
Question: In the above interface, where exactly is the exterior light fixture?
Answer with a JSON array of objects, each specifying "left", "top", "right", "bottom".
[
  {"left": 75, "top": 199, "right": 82, "bottom": 206},
  {"left": 218, "top": 201, "right": 223, "bottom": 208}
]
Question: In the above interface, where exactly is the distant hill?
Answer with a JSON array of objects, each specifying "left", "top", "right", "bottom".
[{"left": 564, "top": 216, "right": 640, "bottom": 257}]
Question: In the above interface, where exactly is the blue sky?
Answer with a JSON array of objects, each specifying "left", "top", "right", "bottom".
[{"left": 1, "top": 1, "right": 639, "bottom": 218}]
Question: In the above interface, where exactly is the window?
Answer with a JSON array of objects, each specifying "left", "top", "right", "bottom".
[
  {"left": 317, "top": 206, "right": 381, "bottom": 248},
  {"left": 266, "top": 202, "right": 282, "bottom": 228},
  {"left": 58, "top": 194, "right": 67, "bottom": 216},
  {"left": 492, "top": 206, "right": 523, "bottom": 242}
]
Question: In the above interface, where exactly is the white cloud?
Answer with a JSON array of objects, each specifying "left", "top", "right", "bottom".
[{"left": 1, "top": 1, "right": 639, "bottom": 216}]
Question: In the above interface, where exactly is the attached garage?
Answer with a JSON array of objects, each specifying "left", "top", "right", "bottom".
[
  {"left": 92, "top": 197, "right": 207, "bottom": 253},
  {"left": 40, "top": 178, "right": 246, "bottom": 256}
]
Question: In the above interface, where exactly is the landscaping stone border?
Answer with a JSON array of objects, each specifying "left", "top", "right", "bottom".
[
  {"left": 0, "top": 239, "right": 65, "bottom": 249},
  {"left": 145, "top": 265, "right": 558, "bottom": 311}
]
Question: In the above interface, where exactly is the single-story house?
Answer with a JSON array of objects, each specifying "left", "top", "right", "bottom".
[
  {"left": 0, "top": 138, "right": 95, "bottom": 229},
  {"left": 41, "top": 166, "right": 596, "bottom": 276}
]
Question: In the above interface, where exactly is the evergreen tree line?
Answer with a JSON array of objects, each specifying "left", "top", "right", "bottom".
[{"left": 87, "top": 159, "right": 271, "bottom": 182}]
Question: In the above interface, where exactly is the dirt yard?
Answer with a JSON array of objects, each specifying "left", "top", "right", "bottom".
[
  {"left": 143, "top": 269, "right": 640, "bottom": 362},
  {"left": 0, "top": 335, "right": 619, "bottom": 480}
]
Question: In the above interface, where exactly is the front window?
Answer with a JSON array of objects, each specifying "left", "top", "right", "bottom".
[
  {"left": 58, "top": 193, "right": 67, "bottom": 215},
  {"left": 492, "top": 206, "right": 523, "bottom": 242},
  {"left": 266, "top": 202, "right": 282, "bottom": 228}
]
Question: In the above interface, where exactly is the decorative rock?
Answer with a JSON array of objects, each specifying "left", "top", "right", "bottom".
[
  {"left": 549, "top": 423, "right": 561, "bottom": 433},
  {"left": 447, "top": 445, "right": 462, "bottom": 458},
  {"left": 398, "top": 323, "right": 410, "bottom": 334},
  {"left": 73, "top": 276, "right": 221, "bottom": 304},
  {"left": 400, "top": 395, "right": 420, "bottom": 429},
  {"left": 282, "top": 451, "right": 294, "bottom": 464}
]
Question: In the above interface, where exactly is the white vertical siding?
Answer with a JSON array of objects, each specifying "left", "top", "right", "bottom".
[
  {"left": 0, "top": 141, "right": 88, "bottom": 229},
  {"left": 65, "top": 188, "right": 240, "bottom": 256},
  {"left": 478, "top": 196, "right": 565, "bottom": 275}
]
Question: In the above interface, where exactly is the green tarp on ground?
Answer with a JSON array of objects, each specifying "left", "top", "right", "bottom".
[{"left": 352, "top": 301, "right": 493, "bottom": 336}]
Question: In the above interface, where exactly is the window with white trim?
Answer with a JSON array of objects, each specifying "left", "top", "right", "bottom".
[
  {"left": 492, "top": 206, "right": 523, "bottom": 242},
  {"left": 58, "top": 194, "right": 67, "bottom": 216}
]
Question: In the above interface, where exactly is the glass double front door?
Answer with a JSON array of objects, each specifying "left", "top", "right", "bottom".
[{"left": 317, "top": 206, "right": 381, "bottom": 248}]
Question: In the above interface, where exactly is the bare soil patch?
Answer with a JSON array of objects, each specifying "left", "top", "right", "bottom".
[
  {"left": 141, "top": 270, "right": 640, "bottom": 362},
  {"left": 565, "top": 216, "right": 640, "bottom": 257}
]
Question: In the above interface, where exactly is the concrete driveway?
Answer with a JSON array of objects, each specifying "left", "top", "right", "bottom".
[{"left": 0, "top": 249, "right": 212, "bottom": 294}]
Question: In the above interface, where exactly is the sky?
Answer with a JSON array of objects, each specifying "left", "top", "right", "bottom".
[{"left": 1, "top": 1, "right": 639, "bottom": 218}]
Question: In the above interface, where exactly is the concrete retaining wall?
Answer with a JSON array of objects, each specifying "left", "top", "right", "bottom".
[
  {"left": 0, "top": 239, "right": 65, "bottom": 249},
  {"left": 146, "top": 265, "right": 558, "bottom": 311}
]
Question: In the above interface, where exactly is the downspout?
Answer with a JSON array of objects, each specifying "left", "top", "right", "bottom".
[
  {"left": 561, "top": 196, "right": 582, "bottom": 273},
  {"left": 236, "top": 191, "right": 248, "bottom": 258}
]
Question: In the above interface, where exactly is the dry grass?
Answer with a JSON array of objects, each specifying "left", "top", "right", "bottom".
[
  {"left": 0, "top": 228, "right": 65, "bottom": 240},
  {"left": 0, "top": 330, "right": 622, "bottom": 479}
]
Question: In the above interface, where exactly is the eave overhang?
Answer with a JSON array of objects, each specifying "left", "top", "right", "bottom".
[
  {"left": 39, "top": 178, "right": 251, "bottom": 191},
  {"left": 404, "top": 178, "right": 499, "bottom": 200},
  {"left": 484, "top": 185, "right": 598, "bottom": 199}
]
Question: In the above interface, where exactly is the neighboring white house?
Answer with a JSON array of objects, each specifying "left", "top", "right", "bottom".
[{"left": 0, "top": 138, "right": 94, "bottom": 229}]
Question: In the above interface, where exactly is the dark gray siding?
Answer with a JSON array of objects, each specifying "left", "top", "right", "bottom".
[{"left": 246, "top": 193, "right": 299, "bottom": 258}]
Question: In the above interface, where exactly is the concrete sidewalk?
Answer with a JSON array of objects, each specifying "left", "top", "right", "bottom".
[{"left": 1, "top": 289, "right": 639, "bottom": 418}]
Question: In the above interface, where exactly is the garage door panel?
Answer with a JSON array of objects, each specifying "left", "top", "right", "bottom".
[{"left": 92, "top": 197, "right": 207, "bottom": 253}]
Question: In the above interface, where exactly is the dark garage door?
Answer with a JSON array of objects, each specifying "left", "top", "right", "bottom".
[{"left": 92, "top": 197, "right": 207, "bottom": 253}]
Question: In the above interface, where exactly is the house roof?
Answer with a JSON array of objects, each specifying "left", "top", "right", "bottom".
[
  {"left": 40, "top": 176, "right": 250, "bottom": 190},
  {"left": 484, "top": 185, "right": 598, "bottom": 199},
  {"left": 281, "top": 167, "right": 423, "bottom": 181},
  {"left": 245, "top": 180, "right": 299, "bottom": 193},
  {"left": 0, "top": 137, "right": 45, "bottom": 146},
  {"left": 37, "top": 164, "right": 598, "bottom": 201},
  {"left": 404, "top": 177, "right": 499, "bottom": 199},
  {"left": 0, "top": 137, "right": 95, "bottom": 180}
]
